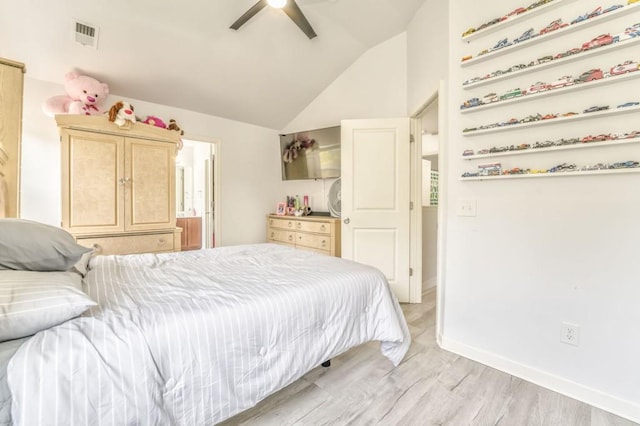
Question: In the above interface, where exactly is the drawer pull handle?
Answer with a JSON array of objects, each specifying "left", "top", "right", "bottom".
[
  {"left": 288, "top": 222, "right": 293, "bottom": 228},
  {"left": 321, "top": 240, "right": 326, "bottom": 246},
  {"left": 320, "top": 224, "right": 326, "bottom": 230},
  {"left": 158, "top": 239, "right": 165, "bottom": 244},
  {"left": 92, "top": 243, "right": 102, "bottom": 254},
  {"left": 288, "top": 235, "right": 294, "bottom": 241},
  {"left": 296, "top": 222, "right": 301, "bottom": 229},
  {"left": 270, "top": 232, "right": 275, "bottom": 238}
]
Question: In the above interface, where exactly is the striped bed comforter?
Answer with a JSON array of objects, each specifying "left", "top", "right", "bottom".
[{"left": 7, "top": 243, "right": 410, "bottom": 425}]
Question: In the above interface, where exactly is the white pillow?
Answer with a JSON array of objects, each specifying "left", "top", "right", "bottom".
[{"left": 0, "top": 271, "right": 96, "bottom": 342}]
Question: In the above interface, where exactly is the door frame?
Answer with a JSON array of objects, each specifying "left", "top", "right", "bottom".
[
  {"left": 181, "top": 134, "right": 221, "bottom": 249},
  {"left": 409, "top": 80, "right": 448, "bottom": 344}
]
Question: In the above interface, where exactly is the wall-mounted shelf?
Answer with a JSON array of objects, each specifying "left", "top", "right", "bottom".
[
  {"left": 461, "top": 0, "right": 576, "bottom": 42},
  {"left": 460, "top": 167, "right": 640, "bottom": 181},
  {"left": 461, "top": 71, "right": 640, "bottom": 114},
  {"left": 462, "top": 137, "right": 640, "bottom": 160},
  {"left": 463, "top": 37, "right": 640, "bottom": 90},
  {"left": 462, "top": 104, "right": 640, "bottom": 136},
  {"left": 461, "top": 3, "right": 640, "bottom": 67}
]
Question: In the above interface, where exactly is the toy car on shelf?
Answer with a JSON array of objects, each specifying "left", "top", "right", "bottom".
[
  {"left": 527, "top": 81, "right": 549, "bottom": 94},
  {"left": 461, "top": 55, "right": 473, "bottom": 62},
  {"left": 603, "top": 4, "right": 624, "bottom": 13},
  {"left": 477, "top": 149, "right": 490, "bottom": 155},
  {"left": 477, "top": 49, "right": 490, "bottom": 56},
  {"left": 556, "top": 137, "right": 579, "bottom": 145},
  {"left": 554, "top": 48, "right": 581, "bottom": 59},
  {"left": 581, "top": 33, "right": 613, "bottom": 50},
  {"left": 521, "top": 113, "right": 543, "bottom": 122},
  {"left": 462, "top": 28, "right": 476, "bottom": 37},
  {"left": 504, "top": 7, "right": 527, "bottom": 19},
  {"left": 548, "top": 75, "right": 574, "bottom": 89},
  {"left": 612, "top": 160, "right": 640, "bottom": 168},
  {"left": 462, "top": 172, "right": 480, "bottom": 178},
  {"left": 513, "top": 28, "right": 536, "bottom": 43},
  {"left": 576, "top": 68, "right": 604, "bottom": 82},
  {"left": 548, "top": 163, "right": 577, "bottom": 172},
  {"left": 610, "top": 61, "right": 639, "bottom": 75},
  {"left": 483, "top": 92, "right": 499, "bottom": 103},
  {"left": 540, "top": 19, "right": 568, "bottom": 34},
  {"left": 541, "top": 113, "right": 559, "bottom": 119},
  {"left": 477, "top": 18, "right": 501, "bottom": 31},
  {"left": 461, "top": 98, "right": 482, "bottom": 109},
  {"left": 529, "top": 55, "right": 554, "bottom": 67},
  {"left": 612, "top": 24, "right": 640, "bottom": 43},
  {"left": 507, "top": 64, "right": 528, "bottom": 72},
  {"left": 463, "top": 77, "right": 481, "bottom": 85},
  {"left": 462, "top": 149, "right": 475, "bottom": 156},
  {"left": 532, "top": 140, "right": 555, "bottom": 148},
  {"left": 620, "top": 130, "right": 640, "bottom": 138},
  {"left": 500, "top": 88, "right": 523, "bottom": 100},
  {"left": 561, "top": 111, "right": 579, "bottom": 117},
  {"left": 528, "top": 0, "right": 553, "bottom": 10},
  {"left": 617, "top": 101, "right": 640, "bottom": 108},
  {"left": 491, "top": 38, "right": 512, "bottom": 51},
  {"left": 583, "top": 105, "right": 609, "bottom": 113}
]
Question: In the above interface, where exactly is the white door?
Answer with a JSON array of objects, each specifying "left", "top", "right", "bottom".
[{"left": 341, "top": 118, "right": 411, "bottom": 302}]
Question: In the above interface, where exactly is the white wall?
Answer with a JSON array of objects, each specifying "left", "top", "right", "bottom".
[
  {"left": 407, "top": 0, "right": 449, "bottom": 115},
  {"left": 442, "top": 0, "right": 640, "bottom": 421},
  {"left": 21, "top": 77, "right": 281, "bottom": 247},
  {"left": 277, "top": 32, "right": 409, "bottom": 212}
]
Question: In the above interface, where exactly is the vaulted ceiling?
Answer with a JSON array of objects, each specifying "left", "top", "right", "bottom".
[{"left": 0, "top": 0, "right": 426, "bottom": 129}]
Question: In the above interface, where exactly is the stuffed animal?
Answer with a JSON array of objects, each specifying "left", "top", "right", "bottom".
[
  {"left": 167, "top": 119, "right": 184, "bottom": 135},
  {"left": 108, "top": 101, "right": 136, "bottom": 128},
  {"left": 166, "top": 119, "right": 185, "bottom": 150},
  {"left": 142, "top": 116, "right": 167, "bottom": 128},
  {"left": 42, "top": 72, "right": 110, "bottom": 117}
]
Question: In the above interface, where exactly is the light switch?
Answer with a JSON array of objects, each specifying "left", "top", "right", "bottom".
[{"left": 457, "top": 200, "right": 477, "bottom": 217}]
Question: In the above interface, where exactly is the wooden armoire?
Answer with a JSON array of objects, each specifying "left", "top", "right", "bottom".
[
  {"left": 0, "top": 58, "right": 26, "bottom": 218},
  {"left": 56, "top": 115, "right": 182, "bottom": 255}
]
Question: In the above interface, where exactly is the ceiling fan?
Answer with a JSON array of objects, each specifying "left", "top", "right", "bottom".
[{"left": 230, "top": 0, "right": 318, "bottom": 39}]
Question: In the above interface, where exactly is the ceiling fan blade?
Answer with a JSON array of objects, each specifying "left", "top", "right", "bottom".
[
  {"left": 282, "top": 1, "right": 317, "bottom": 39},
  {"left": 230, "top": 0, "right": 268, "bottom": 30}
]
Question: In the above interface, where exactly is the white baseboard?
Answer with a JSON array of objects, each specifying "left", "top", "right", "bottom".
[
  {"left": 440, "top": 336, "right": 640, "bottom": 423},
  {"left": 423, "top": 277, "right": 437, "bottom": 289}
]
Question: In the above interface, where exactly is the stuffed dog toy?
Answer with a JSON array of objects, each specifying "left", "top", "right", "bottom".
[{"left": 108, "top": 101, "right": 136, "bottom": 128}]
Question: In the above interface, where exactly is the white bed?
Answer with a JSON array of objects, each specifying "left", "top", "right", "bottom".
[{"left": 7, "top": 243, "right": 410, "bottom": 425}]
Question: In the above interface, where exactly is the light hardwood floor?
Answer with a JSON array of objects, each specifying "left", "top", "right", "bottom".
[{"left": 222, "top": 289, "right": 637, "bottom": 426}]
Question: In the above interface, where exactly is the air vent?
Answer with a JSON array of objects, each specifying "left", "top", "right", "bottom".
[{"left": 73, "top": 19, "right": 99, "bottom": 49}]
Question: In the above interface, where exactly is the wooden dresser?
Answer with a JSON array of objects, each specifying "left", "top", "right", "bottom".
[
  {"left": 267, "top": 214, "right": 341, "bottom": 257},
  {"left": 176, "top": 217, "right": 202, "bottom": 251},
  {"left": 57, "top": 115, "right": 182, "bottom": 255}
]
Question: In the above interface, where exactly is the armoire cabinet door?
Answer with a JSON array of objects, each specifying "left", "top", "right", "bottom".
[
  {"left": 61, "top": 129, "right": 125, "bottom": 234},
  {"left": 125, "top": 138, "right": 176, "bottom": 232}
]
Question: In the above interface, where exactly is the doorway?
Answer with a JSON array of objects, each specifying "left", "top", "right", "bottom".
[{"left": 175, "top": 138, "right": 220, "bottom": 249}]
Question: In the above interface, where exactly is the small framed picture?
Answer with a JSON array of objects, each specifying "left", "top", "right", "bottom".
[{"left": 276, "top": 202, "right": 286, "bottom": 216}]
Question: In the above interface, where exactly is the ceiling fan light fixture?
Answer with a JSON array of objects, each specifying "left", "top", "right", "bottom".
[{"left": 267, "top": 0, "right": 287, "bottom": 8}]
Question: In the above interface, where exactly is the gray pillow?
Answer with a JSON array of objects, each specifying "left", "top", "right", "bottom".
[
  {"left": 0, "top": 271, "right": 97, "bottom": 341},
  {"left": 0, "top": 219, "right": 92, "bottom": 271}
]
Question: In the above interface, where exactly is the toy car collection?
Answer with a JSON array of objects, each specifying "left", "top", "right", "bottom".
[
  {"left": 460, "top": 58, "right": 639, "bottom": 110},
  {"left": 540, "top": 18, "right": 568, "bottom": 34}
]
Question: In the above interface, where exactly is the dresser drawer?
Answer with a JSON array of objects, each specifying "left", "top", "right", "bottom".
[
  {"left": 268, "top": 217, "right": 297, "bottom": 231},
  {"left": 296, "top": 232, "right": 333, "bottom": 251},
  {"left": 295, "top": 220, "right": 331, "bottom": 235},
  {"left": 268, "top": 229, "right": 296, "bottom": 245},
  {"left": 77, "top": 232, "right": 175, "bottom": 255}
]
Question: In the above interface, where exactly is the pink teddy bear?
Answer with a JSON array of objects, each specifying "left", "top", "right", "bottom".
[{"left": 43, "top": 72, "right": 109, "bottom": 117}]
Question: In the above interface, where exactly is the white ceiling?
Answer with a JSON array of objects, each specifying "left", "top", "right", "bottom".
[{"left": 0, "top": 0, "right": 426, "bottom": 129}]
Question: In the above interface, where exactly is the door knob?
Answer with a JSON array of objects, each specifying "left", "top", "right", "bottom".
[{"left": 343, "top": 218, "right": 350, "bottom": 224}]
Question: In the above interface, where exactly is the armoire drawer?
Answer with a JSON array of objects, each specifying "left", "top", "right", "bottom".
[{"left": 77, "top": 232, "right": 175, "bottom": 255}]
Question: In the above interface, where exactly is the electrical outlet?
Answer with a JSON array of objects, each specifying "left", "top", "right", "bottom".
[
  {"left": 561, "top": 322, "right": 580, "bottom": 346},
  {"left": 457, "top": 200, "right": 477, "bottom": 217}
]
